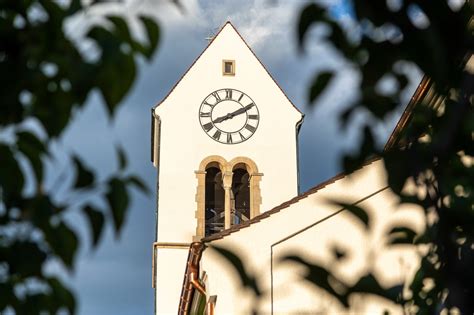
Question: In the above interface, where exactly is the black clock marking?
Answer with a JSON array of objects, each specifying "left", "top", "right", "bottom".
[
  {"left": 245, "top": 124, "right": 256, "bottom": 133},
  {"left": 203, "top": 100, "right": 215, "bottom": 107},
  {"left": 211, "top": 91, "right": 221, "bottom": 102},
  {"left": 213, "top": 130, "right": 221, "bottom": 140},
  {"left": 199, "top": 88, "right": 259, "bottom": 144},
  {"left": 225, "top": 89, "right": 233, "bottom": 100},
  {"left": 203, "top": 122, "right": 213, "bottom": 132}
]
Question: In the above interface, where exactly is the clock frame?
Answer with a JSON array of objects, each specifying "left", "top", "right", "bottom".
[{"left": 198, "top": 88, "right": 260, "bottom": 144}]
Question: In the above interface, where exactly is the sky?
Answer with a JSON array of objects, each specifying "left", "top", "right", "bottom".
[{"left": 51, "top": 1, "right": 422, "bottom": 314}]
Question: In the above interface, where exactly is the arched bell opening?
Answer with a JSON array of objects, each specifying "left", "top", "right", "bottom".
[
  {"left": 204, "top": 166, "right": 225, "bottom": 237},
  {"left": 195, "top": 156, "right": 262, "bottom": 240},
  {"left": 231, "top": 166, "right": 250, "bottom": 226}
]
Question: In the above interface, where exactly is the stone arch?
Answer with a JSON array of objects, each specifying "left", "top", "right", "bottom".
[
  {"left": 229, "top": 156, "right": 259, "bottom": 174},
  {"left": 198, "top": 155, "right": 228, "bottom": 173},
  {"left": 229, "top": 157, "right": 262, "bottom": 219},
  {"left": 194, "top": 155, "right": 263, "bottom": 240},
  {"left": 195, "top": 156, "right": 227, "bottom": 240}
]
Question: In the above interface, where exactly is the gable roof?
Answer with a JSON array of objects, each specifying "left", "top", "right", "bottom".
[{"left": 152, "top": 21, "right": 302, "bottom": 115}]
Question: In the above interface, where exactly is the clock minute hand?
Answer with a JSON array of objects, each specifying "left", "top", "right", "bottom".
[
  {"left": 213, "top": 104, "right": 254, "bottom": 124},
  {"left": 229, "top": 103, "right": 254, "bottom": 117},
  {"left": 213, "top": 113, "right": 232, "bottom": 124}
]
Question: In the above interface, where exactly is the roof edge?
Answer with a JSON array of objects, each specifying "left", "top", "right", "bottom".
[
  {"left": 225, "top": 22, "right": 303, "bottom": 116},
  {"left": 151, "top": 22, "right": 231, "bottom": 110},
  {"left": 202, "top": 155, "right": 381, "bottom": 242},
  {"left": 151, "top": 21, "right": 303, "bottom": 116},
  {"left": 383, "top": 75, "right": 432, "bottom": 151}
]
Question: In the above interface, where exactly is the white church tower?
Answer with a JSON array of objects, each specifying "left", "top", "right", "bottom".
[{"left": 151, "top": 22, "right": 303, "bottom": 313}]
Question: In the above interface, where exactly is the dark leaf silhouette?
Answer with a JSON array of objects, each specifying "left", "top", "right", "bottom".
[
  {"left": 326, "top": 199, "right": 370, "bottom": 228},
  {"left": 297, "top": 3, "right": 326, "bottom": 49},
  {"left": 83, "top": 205, "right": 106, "bottom": 247},
  {"left": 127, "top": 175, "right": 151, "bottom": 195},
  {"left": 387, "top": 226, "right": 417, "bottom": 245},
  {"left": 0, "top": 0, "right": 162, "bottom": 312},
  {"left": 117, "top": 145, "right": 128, "bottom": 171},
  {"left": 282, "top": 255, "right": 349, "bottom": 307},
  {"left": 309, "top": 71, "right": 334, "bottom": 103},
  {"left": 72, "top": 156, "right": 95, "bottom": 188},
  {"left": 210, "top": 245, "right": 261, "bottom": 297},
  {"left": 106, "top": 177, "right": 129, "bottom": 237}
]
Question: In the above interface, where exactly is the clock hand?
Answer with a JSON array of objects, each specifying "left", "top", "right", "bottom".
[
  {"left": 212, "top": 113, "right": 231, "bottom": 124},
  {"left": 229, "top": 104, "right": 254, "bottom": 117},
  {"left": 213, "top": 104, "right": 255, "bottom": 124}
]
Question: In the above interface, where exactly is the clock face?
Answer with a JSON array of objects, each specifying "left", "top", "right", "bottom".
[{"left": 199, "top": 88, "right": 260, "bottom": 144}]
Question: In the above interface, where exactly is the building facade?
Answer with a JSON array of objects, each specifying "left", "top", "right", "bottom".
[{"left": 151, "top": 22, "right": 427, "bottom": 314}]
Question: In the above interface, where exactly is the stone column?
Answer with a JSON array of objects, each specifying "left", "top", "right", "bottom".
[
  {"left": 223, "top": 171, "right": 233, "bottom": 229},
  {"left": 250, "top": 173, "right": 263, "bottom": 218},
  {"left": 194, "top": 170, "right": 206, "bottom": 241}
]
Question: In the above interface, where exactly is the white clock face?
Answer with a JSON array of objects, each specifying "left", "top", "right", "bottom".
[{"left": 199, "top": 88, "right": 260, "bottom": 144}]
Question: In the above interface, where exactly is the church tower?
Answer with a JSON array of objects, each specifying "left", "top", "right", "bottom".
[{"left": 151, "top": 22, "right": 303, "bottom": 313}]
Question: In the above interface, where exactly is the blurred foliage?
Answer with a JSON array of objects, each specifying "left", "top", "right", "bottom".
[
  {"left": 297, "top": 0, "right": 473, "bottom": 313},
  {"left": 214, "top": 1, "right": 473, "bottom": 314},
  {"left": 0, "top": 0, "right": 157, "bottom": 313}
]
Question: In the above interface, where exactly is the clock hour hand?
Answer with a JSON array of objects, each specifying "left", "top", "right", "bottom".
[{"left": 213, "top": 104, "right": 255, "bottom": 124}]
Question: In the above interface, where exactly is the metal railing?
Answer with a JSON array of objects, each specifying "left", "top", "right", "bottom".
[{"left": 205, "top": 207, "right": 250, "bottom": 236}]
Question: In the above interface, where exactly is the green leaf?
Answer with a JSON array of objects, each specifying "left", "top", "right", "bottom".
[
  {"left": 0, "top": 282, "right": 15, "bottom": 310},
  {"left": 383, "top": 151, "right": 411, "bottom": 194},
  {"left": 4, "top": 241, "right": 47, "bottom": 278},
  {"left": 326, "top": 199, "right": 370, "bottom": 228},
  {"left": 126, "top": 175, "right": 150, "bottom": 195},
  {"left": 16, "top": 131, "right": 46, "bottom": 153},
  {"left": 47, "top": 277, "right": 76, "bottom": 314},
  {"left": 83, "top": 205, "right": 105, "bottom": 247},
  {"left": 66, "top": 0, "right": 83, "bottom": 15},
  {"left": 210, "top": 245, "right": 261, "bottom": 296},
  {"left": 394, "top": 72, "right": 409, "bottom": 91},
  {"left": 107, "top": 15, "right": 133, "bottom": 43},
  {"left": 0, "top": 144, "right": 24, "bottom": 203},
  {"left": 139, "top": 16, "right": 160, "bottom": 59},
  {"left": 45, "top": 221, "right": 79, "bottom": 269},
  {"left": 388, "top": 226, "right": 417, "bottom": 245},
  {"left": 72, "top": 156, "right": 95, "bottom": 188},
  {"left": 106, "top": 177, "right": 129, "bottom": 236},
  {"left": 116, "top": 145, "right": 127, "bottom": 171},
  {"left": 309, "top": 71, "right": 333, "bottom": 104},
  {"left": 297, "top": 3, "right": 326, "bottom": 48},
  {"left": 327, "top": 21, "right": 356, "bottom": 60},
  {"left": 17, "top": 131, "right": 45, "bottom": 185},
  {"left": 87, "top": 25, "right": 137, "bottom": 115}
]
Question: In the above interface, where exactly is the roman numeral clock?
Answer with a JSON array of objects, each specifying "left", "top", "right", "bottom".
[{"left": 199, "top": 88, "right": 259, "bottom": 144}]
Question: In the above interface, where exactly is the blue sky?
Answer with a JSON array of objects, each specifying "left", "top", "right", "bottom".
[{"left": 54, "top": 1, "right": 421, "bottom": 314}]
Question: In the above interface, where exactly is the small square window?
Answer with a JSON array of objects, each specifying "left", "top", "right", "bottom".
[{"left": 222, "top": 60, "right": 235, "bottom": 76}]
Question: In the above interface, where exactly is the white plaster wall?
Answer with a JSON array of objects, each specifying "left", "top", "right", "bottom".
[
  {"left": 200, "top": 160, "right": 425, "bottom": 314},
  {"left": 154, "top": 248, "right": 189, "bottom": 314},
  {"left": 153, "top": 22, "right": 302, "bottom": 313}
]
